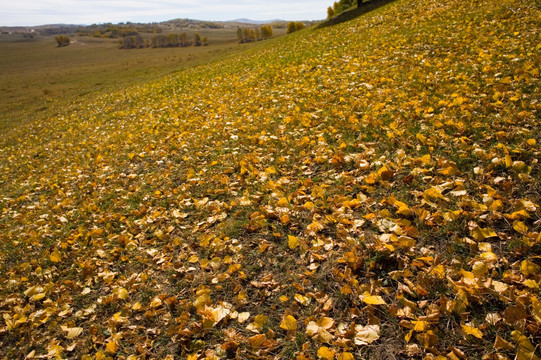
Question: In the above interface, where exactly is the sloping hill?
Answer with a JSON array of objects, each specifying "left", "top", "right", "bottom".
[{"left": 1, "top": 0, "right": 539, "bottom": 358}]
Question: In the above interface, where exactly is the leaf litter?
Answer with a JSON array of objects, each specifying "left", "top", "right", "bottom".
[{"left": 0, "top": 0, "right": 540, "bottom": 358}]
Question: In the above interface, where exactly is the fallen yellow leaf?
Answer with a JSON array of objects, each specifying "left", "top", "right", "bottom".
[
  {"left": 106, "top": 340, "right": 118, "bottom": 354},
  {"left": 337, "top": 353, "right": 354, "bottom": 360},
  {"left": 354, "top": 324, "right": 380, "bottom": 345},
  {"left": 462, "top": 324, "right": 483, "bottom": 339},
  {"left": 288, "top": 235, "right": 299, "bottom": 249},
  {"left": 494, "top": 335, "right": 513, "bottom": 350},
  {"left": 294, "top": 293, "right": 310, "bottom": 306},
  {"left": 513, "top": 220, "right": 528, "bottom": 234},
  {"left": 317, "top": 346, "right": 335, "bottom": 360},
  {"left": 360, "top": 292, "right": 386, "bottom": 305},
  {"left": 61, "top": 326, "right": 83, "bottom": 340},
  {"left": 49, "top": 250, "right": 61, "bottom": 263},
  {"left": 521, "top": 260, "right": 540, "bottom": 277},
  {"left": 280, "top": 315, "right": 297, "bottom": 331}
]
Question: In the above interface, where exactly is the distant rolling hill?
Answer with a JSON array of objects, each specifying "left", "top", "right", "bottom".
[{"left": 227, "top": 18, "right": 284, "bottom": 24}]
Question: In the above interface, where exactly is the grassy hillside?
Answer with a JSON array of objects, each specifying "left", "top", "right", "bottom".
[
  {"left": 1, "top": 0, "right": 539, "bottom": 358},
  {"left": 0, "top": 29, "right": 284, "bottom": 133}
]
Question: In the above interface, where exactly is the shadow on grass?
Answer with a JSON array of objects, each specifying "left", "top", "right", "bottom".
[{"left": 317, "top": 0, "right": 400, "bottom": 29}]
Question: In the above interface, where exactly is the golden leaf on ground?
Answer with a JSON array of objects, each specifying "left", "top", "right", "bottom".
[
  {"left": 523, "top": 279, "right": 539, "bottom": 289},
  {"left": 494, "top": 335, "right": 513, "bottom": 350},
  {"left": 61, "top": 326, "right": 83, "bottom": 340},
  {"left": 248, "top": 334, "right": 273, "bottom": 349},
  {"left": 150, "top": 297, "right": 162, "bottom": 308},
  {"left": 47, "top": 343, "right": 63, "bottom": 359},
  {"left": 105, "top": 340, "right": 118, "bottom": 354},
  {"left": 210, "top": 304, "right": 230, "bottom": 324},
  {"left": 246, "top": 314, "right": 268, "bottom": 332},
  {"left": 486, "top": 313, "right": 501, "bottom": 325},
  {"left": 318, "top": 317, "right": 334, "bottom": 329},
  {"left": 254, "top": 314, "right": 268, "bottom": 328},
  {"left": 111, "top": 312, "right": 127, "bottom": 323},
  {"left": 471, "top": 227, "right": 498, "bottom": 241},
  {"left": 114, "top": 287, "right": 129, "bottom": 300},
  {"left": 430, "top": 264, "right": 446, "bottom": 279},
  {"left": 337, "top": 353, "right": 354, "bottom": 360},
  {"left": 304, "top": 201, "right": 315, "bottom": 210},
  {"left": 318, "top": 328, "right": 334, "bottom": 344},
  {"left": 423, "top": 187, "right": 445, "bottom": 201},
  {"left": 360, "top": 292, "right": 386, "bottom": 305},
  {"left": 512, "top": 330, "right": 541, "bottom": 360},
  {"left": 354, "top": 324, "right": 380, "bottom": 345},
  {"left": 412, "top": 320, "right": 429, "bottom": 332},
  {"left": 49, "top": 250, "right": 61, "bottom": 263},
  {"left": 419, "top": 154, "right": 431, "bottom": 165},
  {"left": 306, "top": 322, "right": 319, "bottom": 336},
  {"left": 513, "top": 220, "right": 528, "bottom": 234},
  {"left": 520, "top": 260, "right": 540, "bottom": 277},
  {"left": 294, "top": 294, "right": 310, "bottom": 306},
  {"left": 531, "top": 296, "right": 541, "bottom": 323},
  {"left": 154, "top": 229, "right": 164, "bottom": 240},
  {"left": 462, "top": 324, "right": 483, "bottom": 339},
  {"left": 237, "top": 312, "right": 250, "bottom": 324},
  {"left": 317, "top": 346, "right": 335, "bottom": 360},
  {"left": 472, "top": 261, "right": 488, "bottom": 277},
  {"left": 280, "top": 315, "right": 297, "bottom": 331},
  {"left": 276, "top": 197, "right": 289, "bottom": 207},
  {"left": 288, "top": 235, "right": 299, "bottom": 249},
  {"left": 306, "top": 317, "right": 335, "bottom": 343}
]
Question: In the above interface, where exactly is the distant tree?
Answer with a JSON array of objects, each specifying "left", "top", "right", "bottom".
[
  {"left": 260, "top": 25, "right": 273, "bottom": 39},
  {"left": 328, "top": 0, "right": 356, "bottom": 18},
  {"left": 327, "top": 6, "right": 335, "bottom": 18},
  {"left": 287, "top": 22, "right": 296, "bottom": 34},
  {"left": 194, "top": 32, "right": 201, "bottom": 46},
  {"left": 134, "top": 34, "right": 144, "bottom": 48},
  {"left": 151, "top": 34, "right": 169, "bottom": 47},
  {"left": 179, "top": 32, "right": 189, "bottom": 46},
  {"left": 120, "top": 36, "right": 134, "bottom": 49},
  {"left": 201, "top": 36, "right": 208, "bottom": 46},
  {"left": 167, "top": 33, "right": 179, "bottom": 47},
  {"left": 55, "top": 35, "right": 70, "bottom": 47},
  {"left": 242, "top": 28, "right": 256, "bottom": 42},
  {"left": 237, "top": 27, "right": 244, "bottom": 42},
  {"left": 287, "top": 22, "right": 305, "bottom": 34}
]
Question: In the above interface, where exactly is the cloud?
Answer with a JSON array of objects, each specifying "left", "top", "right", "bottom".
[{"left": 1, "top": 0, "right": 329, "bottom": 26}]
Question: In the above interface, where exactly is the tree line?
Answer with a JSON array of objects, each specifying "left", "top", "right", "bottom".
[
  {"left": 120, "top": 32, "right": 208, "bottom": 49},
  {"left": 236, "top": 25, "right": 274, "bottom": 43},
  {"left": 77, "top": 24, "right": 161, "bottom": 38}
]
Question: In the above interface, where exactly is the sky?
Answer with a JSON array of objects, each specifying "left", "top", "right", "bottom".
[{"left": 1, "top": 0, "right": 330, "bottom": 26}]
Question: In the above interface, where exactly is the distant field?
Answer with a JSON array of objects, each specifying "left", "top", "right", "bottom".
[{"left": 0, "top": 28, "right": 285, "bottom": 133}]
